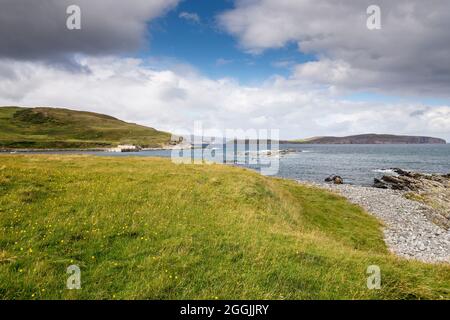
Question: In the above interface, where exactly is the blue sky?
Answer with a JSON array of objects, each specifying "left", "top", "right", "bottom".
[
  {"left": 137, "top": 0, "right": 450, "bottom": 107},
  {"left": 142, "top": 0, "right": 315, "bottom": 84},
  {"left": 1, "top": 0, "right": 449, "bottom": 140}
]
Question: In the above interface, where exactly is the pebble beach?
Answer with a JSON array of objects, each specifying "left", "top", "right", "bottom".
[{"left": 299, "top": 181, "right": 450, "bottom": 264}]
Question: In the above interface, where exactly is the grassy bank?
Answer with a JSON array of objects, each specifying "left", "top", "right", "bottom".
[
  {"left": 0, "top": 155, "right": 448, "bottom": 299},
  {"left": 0, "top": 107, "right": 172, "bottom": 149}
]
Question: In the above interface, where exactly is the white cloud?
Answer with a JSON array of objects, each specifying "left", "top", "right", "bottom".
[
  {"left": 218, "top": 0, "right": 450, "bottom": 96},
  {"left": 0, "top": 57, "right": 448, "bottom": 141},
  {"left": 179, "top": 11, "right": 200, "bottom": 24}
]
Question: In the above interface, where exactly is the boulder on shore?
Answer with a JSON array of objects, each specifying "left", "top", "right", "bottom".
[
  {"left": 373, "top": 178, "right": 388, "bottom": 189},
  {"left": 325, "top": 175, "right": 343, "bottom": 184}
]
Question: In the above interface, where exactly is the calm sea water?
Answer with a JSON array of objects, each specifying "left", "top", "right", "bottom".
[
  {"left": 19, "top": 144, "right": 450, "bottom": 186},
  {"left": 275, "top": 144, "right": 450, "bottom": 185}
]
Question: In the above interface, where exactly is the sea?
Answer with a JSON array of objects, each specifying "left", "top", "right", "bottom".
[{"left": 22, "top": 143, "right": 449, "bottom": 186}]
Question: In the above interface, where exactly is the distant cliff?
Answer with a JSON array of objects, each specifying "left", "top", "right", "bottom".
[{"left": 289, "top": 134, "right": 447, "bottom": 144}]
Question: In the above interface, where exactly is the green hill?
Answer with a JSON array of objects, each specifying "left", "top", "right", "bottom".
[
  {"left": 0, "top": 155, "right": 448, "bottom": 299},
  {"left": 0, "top": 107, "right": 172, "bottom": 149}
]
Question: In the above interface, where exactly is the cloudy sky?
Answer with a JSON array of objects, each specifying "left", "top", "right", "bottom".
[{"left": 0, "top": 0, "right": 449, "bottom": 140}]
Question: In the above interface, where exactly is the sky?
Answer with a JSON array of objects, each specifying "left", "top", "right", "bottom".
[
  {"left": 145, "top": 0, "right": 315, "bottom": 83},
  {"left": 0, "top": 0, "right": 449, "bottom": 140}
]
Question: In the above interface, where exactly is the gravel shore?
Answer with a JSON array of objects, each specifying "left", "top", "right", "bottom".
[{"left": 299, "top": 181, "right": 450, "bottom": 264}]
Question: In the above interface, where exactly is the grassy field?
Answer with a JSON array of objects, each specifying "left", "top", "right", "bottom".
[
  {"left": 0, "top": 107, "right": 172, "bottom": 149},
  {"left": 0, "top": 155, "right": 448, "bottom": 300}
]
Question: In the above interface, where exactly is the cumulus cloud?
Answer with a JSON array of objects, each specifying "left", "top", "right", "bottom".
[
  {"left": 218, "top": 0, "right": 450, "bottom": 96},
  {"left": 0, "top": 0, "right": 179, "bottom": 62},
  {"left": 0, "top": 57, "right": 448, "bottom": 140},
  {"left": 0, "top": 0, "right": 448, "bottom": 140},
  {"left": 178, "top": 11, "right": 200, "bottom": 24}
]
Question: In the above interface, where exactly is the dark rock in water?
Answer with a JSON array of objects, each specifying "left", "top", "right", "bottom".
[
  {"left": 334, "top": 176, "right": 343, "bottom": 184},
  {"left": 391, "top": 167, "right": 421, "bottom": 178},
  {"left": 391, "top": 168, "right": 411, "bottom": 176},
  {"left": 325, "top": 175, "right": 343, "bottom": 184},
  {"left": 373, "top": 178, "right": 388, "bottom": 189},
  {"left": 279, "top": 148, "right": 297, "bottom": 155}
]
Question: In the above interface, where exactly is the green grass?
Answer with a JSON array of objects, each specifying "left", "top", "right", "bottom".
[
  {"left": 0, "top": 106, "right": 172, "bottom": 149},
  {"left": 0, "top": 155, "right": 448, "bottom": 300}
]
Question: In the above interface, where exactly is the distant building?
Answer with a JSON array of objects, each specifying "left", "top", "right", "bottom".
[{"left": 108, "top": 145, "right": 141, "bottom": 152}]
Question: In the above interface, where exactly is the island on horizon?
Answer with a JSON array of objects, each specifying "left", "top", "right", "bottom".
[
  {"left": 287, "top": 134, "right": 447, "bottom": 145},
  {"left": 0, "top": 106, "right": 447, "bottom": 150}
]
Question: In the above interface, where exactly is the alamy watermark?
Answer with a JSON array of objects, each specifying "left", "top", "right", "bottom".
[
  {"left": 65, "top": 4, "right": 380, "bottom": 31},
  {"left": 66, "top": 264, "right": 81, "bottom": 290},
  {"left": 366, "top": 265, "right": 381, "bottom": 289},
  {"left": 66, "top": 5, "right": 81, "bottom": 30},
  {"left": 367, "top": 5, "right": 381, "bottom": 30},
  {"left": 170, "top": 122, "right": 280, "bottom": 176}
]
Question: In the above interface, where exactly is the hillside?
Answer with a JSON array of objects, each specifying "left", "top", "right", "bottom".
[
  {"left": 290, "top": 134, "right": 446, "bottom": 144},
  {"left": 0, "top": 155, "right": 448, "bottom": 299},
  {"left": 0, "top": 107, "right": 172, "bottom": 149}
]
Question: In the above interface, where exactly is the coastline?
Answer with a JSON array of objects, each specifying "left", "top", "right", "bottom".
[
  {"left": 0, "top": 148, "right": 109, "bottom": 153},
  {"left": 2, "top": 150, "right": 448, "bottom": 264},
  {"left": 299, "top": 180, "right": 450, "bottom": 264},
  {"left": 1, "top": 154, "right": 448, "bottom": 299},
  {"left": 0, "top": 146, "right": 178, "bottom": 153}
]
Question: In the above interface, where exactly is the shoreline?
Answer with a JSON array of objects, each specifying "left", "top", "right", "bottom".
[
  {"left": 1, "top": 152, "right": 448, "bottom": 263},
  {"left": 299, "top": 180, "right": 450, "bottom": 264},
  {"left": 0, "top": 146, "right": 178, "bottom": 153},
  {"left": 1, "top": 154, "right": 448, "bottom": 299},
  {"left": 0, "top": 148, "right": 109, "bottom": 153}
]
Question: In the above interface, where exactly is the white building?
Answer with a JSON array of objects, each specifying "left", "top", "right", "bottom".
[{"left": 108, "top": 145, "right": 141, "bottom": 152}]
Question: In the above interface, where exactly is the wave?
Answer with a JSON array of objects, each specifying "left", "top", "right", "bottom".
[{"left": 372, "top": 169, "right": 397, "bottom": 175}]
